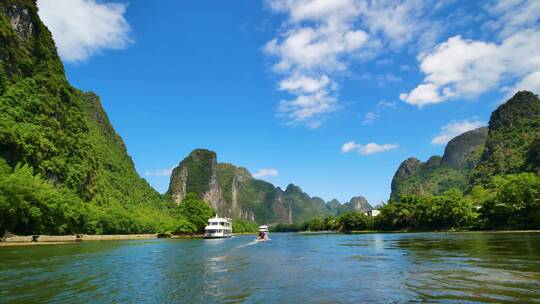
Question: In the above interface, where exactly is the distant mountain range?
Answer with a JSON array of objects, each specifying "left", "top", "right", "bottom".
[{"left": 166, "top": 149, "right": 373, "bottom": 224}]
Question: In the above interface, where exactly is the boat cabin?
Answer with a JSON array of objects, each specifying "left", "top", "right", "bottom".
[{"left": 204, "top": 215, "right": 233, "bottom": 238}]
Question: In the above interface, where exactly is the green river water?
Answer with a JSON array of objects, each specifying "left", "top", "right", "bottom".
[{"left": 1, "top": 232, "right": 539, "bottom": 303}]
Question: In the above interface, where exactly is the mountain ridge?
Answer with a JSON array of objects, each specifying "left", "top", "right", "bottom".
[
  {"left": 390, "top": 91, "right": 540, "bottom": 200},
  {"left": 167, "top": 148, "right": 373, "bottom": 224}
]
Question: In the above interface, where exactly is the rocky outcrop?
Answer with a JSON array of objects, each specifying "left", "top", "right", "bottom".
[
  {"left": 203, "top": 158, "right": 226, "bottom": 211},
  {"left": 167, "top": 149, "right": 227, "bottom": 213},
  {"left": 336, "top": 196, "right": 373, "bottom": 215},
  {"left": 472, "top": 91, "right": 540, "bottom": 183},
  {"left": 349, "top": 196, "right": 373, "bottom": 212},
  {"left": 390, "top": 158, "right": 422, "bottom": 200},
  {"left": 442, "top": 128, "right": 488, "bottom": 169},
  {"left": 168, "top": 149, "right": 331, "bottom": 224},
  {"left": 390, "top": 129, "right": 487, "bottom": 200},
  {"left": 169, "top": 166, "right": 188, "bottom": 204},
  {"left": 271, "top": 188, "right": 293, "bottom": 224},
  {"left": 390, "top": 91, "right": 540, "bottom": 200},
  {"left": 6, "top": 3, "right": 34, "bottom": 39}
]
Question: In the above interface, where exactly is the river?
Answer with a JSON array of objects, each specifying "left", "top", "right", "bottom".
[{"left": 1, "top": 232, "right": 540, "bottom": 303}]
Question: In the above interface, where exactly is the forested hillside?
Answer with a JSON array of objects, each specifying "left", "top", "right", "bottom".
[
  {"left": 384, "top": 91, "right": 540, "bottom": 230},
  {"left": 0, "top": 0, "right": 183, "bottom": 235}
]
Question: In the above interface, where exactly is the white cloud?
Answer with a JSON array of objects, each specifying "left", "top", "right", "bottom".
[
  {"left": 341, "top": 141, "right": 361, "bottom": 153},
  {"left": 401, "top": 0, "right": 540, "bottom": 107},
  {"left": 37, "top": 0, "right": 132, "bottom": 63},
  {"left": 377, "top": 100, "right": 397, "bottom": 108},
  {"left": 277, "top": 90, "right": 339, "bottom": 128},
  {"left": 279, "top": 74, "right": 333, "bottom": 94},
  {"left": 253, "top": 168, "right": 279, "bottom": 178},
  {"left": 341, "top": 141, "right": 398, "bottom": 155},
  {"left": 357, "top": 0, "right": 430, "bottom": 49},
  {"left": 144, "top": 167, "right": 174, "bottom": 177},
  {"left": 401, "top": 30, "right": 540, "bottom": 106},
  {"left": 486, "top": 0, "right": 540, "bottom": 38},
  {"left": 266, "top": 0, "right": 368, "bottom": 128},
  {"left": 431, "top": 118, "right": 485, "bottom": 145},
  {"left": 505, "top": 70, "right": 540, "bottom": 99},
  {"left": 362, "top": 111, "right": 379, "bottom": 124},
  {"left": 265, "top": 0, "right": 443, "bottom": 126}
]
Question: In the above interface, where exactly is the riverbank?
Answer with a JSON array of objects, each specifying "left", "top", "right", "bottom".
[
  {"left": 0, "top": 232, "right": 261, "bottom": 246},
  {"left": 0, "top": 234, "right": 158, "bottom": 246}
]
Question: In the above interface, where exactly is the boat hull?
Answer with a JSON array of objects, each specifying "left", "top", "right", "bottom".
[{"left": 204, "top": 235, "right": 233, "bottom": 239}]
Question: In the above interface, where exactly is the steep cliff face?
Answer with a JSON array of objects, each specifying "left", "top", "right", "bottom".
[
  {"left": 390, "top": 129, "right": 488, "bottom": 200},
  {"left": 390, "top": 91, "right": 540, "bottom": 200},
  {"left": 390, "top": 158, "right": 422, "bottom": 200},
  {"left": 167, "top": 149, "right": 335, "bottom": 224},
  {"left": 442, "top": 128, "right": 488, "bottom": 169},
  {"left": 336, "top": 196, "right": 373, "bottom": 214},
  {"left": 167, "top": 149, "right": 226, "bottom": 212}
]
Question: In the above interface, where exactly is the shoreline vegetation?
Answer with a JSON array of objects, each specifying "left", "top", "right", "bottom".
[{"left": 271, "top": 173, "right": 540, "bottom": 234}]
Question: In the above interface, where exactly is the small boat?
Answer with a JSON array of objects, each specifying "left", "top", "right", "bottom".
[
  {"left": 204, "top": 215, "right": 233, "bottom": 238},
  {"left": 256, "top": 225, "right": 269, "bottom": 241}
]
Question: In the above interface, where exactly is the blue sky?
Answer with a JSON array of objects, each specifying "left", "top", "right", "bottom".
[{"left": 37, "top": 0, "right": 540, "bottom": 205}]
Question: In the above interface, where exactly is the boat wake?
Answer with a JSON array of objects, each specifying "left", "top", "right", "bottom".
[{"left": 236, "top": 240, "right": 258, "bottom": 249}]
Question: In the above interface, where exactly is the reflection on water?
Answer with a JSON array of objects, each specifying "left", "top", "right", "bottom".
[{"left": 1, "top": 232, "right": 540, "bottom": 303}]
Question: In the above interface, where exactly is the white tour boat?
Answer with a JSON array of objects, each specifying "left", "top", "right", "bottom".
[
  {"left": 256, "top": 225, "right": 269, "bottom": 241},
  {"left": 204, "top": 215, "right": 233, "bottom": 238}
]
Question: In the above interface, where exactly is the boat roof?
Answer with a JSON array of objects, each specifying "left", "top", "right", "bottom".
[{"left": 208, "top": 215, "right": 232, "bottom": 222}]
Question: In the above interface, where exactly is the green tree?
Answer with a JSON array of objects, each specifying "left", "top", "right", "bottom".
[
  {"left": 479, "top": 173, "right": 540, "bottom": 229},
  {"left": 337, "top": 212, "right": 372, "bottom": 232},
  {"left": 232, "top": 220, "right": 258, "bottom": 233},
  {"left": 177, "top": 193, "right": 215, "bottom": 233}
]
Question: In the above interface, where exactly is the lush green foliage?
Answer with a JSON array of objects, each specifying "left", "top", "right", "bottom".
[
  {"left": 275, "top": 173, "right": 540, "bottom": 233},
  {"left": 478, "top": 173, "right": 540, "bottom": 229},
  {"left": 233, "top": 220, "right": 259, "bottom": 233},
  {"left": 176, "top": 193, "right": 215, "bottom": 233},
  {"left": 375, "top": 189, "right": 477, "bottom": 231},
  {"left": 168, "top": 149, "right": 215, "bottom": 200},
  {"left": 337, "top": 212, "right": 373, "bottom": 231},
  {"left": 271, "top": 223, "right": 303, "bottom": 232},
  {"left": 0, "top": 2, "right": 182, "bottom": 236},
  {"left": 0, "top": 161, "right": 183, "bottom": 235},
  {"left": 392, "top": 92, "right": 539, "bottom": 201},
  {"left": 472, "top": 91, "right": 540, "bottom": 183},
  {"left": 394, "top": 165, "right": 469, "bottom": 199},
  {"left": 271, "top": 213, "right": 372, "bottom": 232},
  {"left": 378, "top": 173, "right": 540, "bottom": 231}
]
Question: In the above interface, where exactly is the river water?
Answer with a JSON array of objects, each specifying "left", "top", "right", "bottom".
[{"left": 1, "top": 232, "right": 540, "bottom": 303}]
